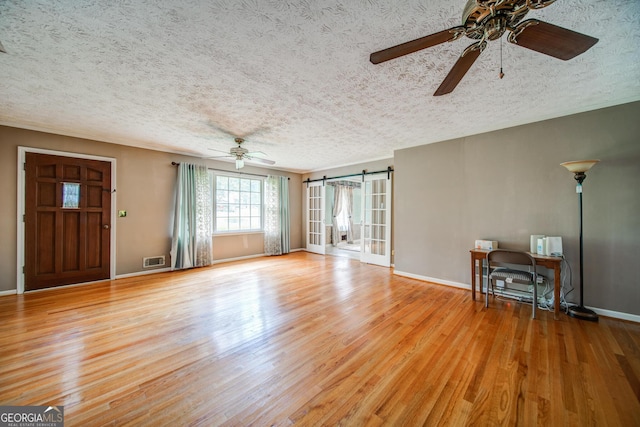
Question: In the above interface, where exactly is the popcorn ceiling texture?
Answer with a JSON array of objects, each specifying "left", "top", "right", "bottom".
[{"left": 1, "top": 0, "right": 639, "bottom": 172}]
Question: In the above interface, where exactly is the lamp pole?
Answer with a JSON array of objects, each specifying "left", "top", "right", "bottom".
[{"left": 568, "top": 171, "right": 598, "bottom": 321}]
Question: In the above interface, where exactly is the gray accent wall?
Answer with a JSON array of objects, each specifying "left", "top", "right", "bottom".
[{"left": 394, "top": 101, "right": 640, "bottom": 316}]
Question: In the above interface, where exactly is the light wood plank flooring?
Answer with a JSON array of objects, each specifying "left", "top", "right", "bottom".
[{"left": 1, "top": 252, "right": 639, "bottom": 426}]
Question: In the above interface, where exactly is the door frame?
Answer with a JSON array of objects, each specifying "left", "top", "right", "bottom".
[{"left": 17, "top": 146, "right": 117, "bottom": 294}]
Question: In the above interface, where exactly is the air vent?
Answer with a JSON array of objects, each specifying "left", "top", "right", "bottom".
[{"left": 143, "top": 256, "right": 165, "bottom": 268}]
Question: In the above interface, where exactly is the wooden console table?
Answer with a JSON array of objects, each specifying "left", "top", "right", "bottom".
[{"left": 470, "top": 249, "right": 563, "bottom": 319}]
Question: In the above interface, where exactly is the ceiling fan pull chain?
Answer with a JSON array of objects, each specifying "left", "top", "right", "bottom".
[{"left": 499, "top": 38, "right": 505, "bottom": 79}]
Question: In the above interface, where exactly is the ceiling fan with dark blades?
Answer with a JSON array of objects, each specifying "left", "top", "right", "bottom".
[
  {"left": 370, "top": 0, "right": 598, "bottom": 96},
  {"left": 207, "top": 137, "right": 275, "bottom": 169}
]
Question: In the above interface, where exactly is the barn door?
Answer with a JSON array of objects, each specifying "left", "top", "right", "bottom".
[
  {"left": 306, "top": 181, "right": 326, "bottom": 254},
  {"left": 360, "top": 173, "right": 392, "bottom": 267},
  {"left": 24, "top": 153, "right": 112, "bottom": 291}
]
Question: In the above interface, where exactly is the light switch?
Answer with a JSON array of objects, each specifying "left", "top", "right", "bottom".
[{"left": 118, "top": 210, "right": 127, "bottom": 217}]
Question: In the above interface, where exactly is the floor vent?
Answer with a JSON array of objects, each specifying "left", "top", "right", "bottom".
[{"left": 143, "top": 256, "right": 165, "bottom": 268}]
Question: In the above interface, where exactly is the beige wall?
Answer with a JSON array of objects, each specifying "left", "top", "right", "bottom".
[
  {"left": 0, "top": 126, "right": 303, "bottom": 292},
  {"left": 394, "top": 101, "right": 640, "bottom": 316}
]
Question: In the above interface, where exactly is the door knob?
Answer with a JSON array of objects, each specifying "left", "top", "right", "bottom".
[{"left": 103, "top": 224, "right": 110, "bottom": 229}]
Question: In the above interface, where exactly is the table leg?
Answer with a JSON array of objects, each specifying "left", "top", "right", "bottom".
[{"left": 471, "top": 255, "right": 476, "bottom": 300}]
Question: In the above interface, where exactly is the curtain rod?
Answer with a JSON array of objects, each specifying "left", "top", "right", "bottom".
[
  {"left": 304, "top": 166, "right": 394, "bottom": 186},
  {"left": 171, "top": 162, "right": 289, "bottom": 180}
]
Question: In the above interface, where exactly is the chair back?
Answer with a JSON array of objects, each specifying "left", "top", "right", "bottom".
[
  {"left": 487, "top": 249, "right": 536, "bottom": 270},
  {"left": 485, "top": 249, "right": 538, "bottom": 319}
]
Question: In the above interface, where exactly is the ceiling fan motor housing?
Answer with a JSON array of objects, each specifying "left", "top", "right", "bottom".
[
  {"left": 462, "top": 0, "right": 533, "bottom": 41},
  {"left": 230, "top": 146, "right": 248, "bottom": 157}
]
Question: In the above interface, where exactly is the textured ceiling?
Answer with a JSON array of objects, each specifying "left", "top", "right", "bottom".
[{"left": 1, "top": 0, "right": 639, "bottom": 173}]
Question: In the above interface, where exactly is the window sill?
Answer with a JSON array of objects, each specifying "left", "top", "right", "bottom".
[{"left": 213, "top": 231, "right": 264, "bottom": 237}]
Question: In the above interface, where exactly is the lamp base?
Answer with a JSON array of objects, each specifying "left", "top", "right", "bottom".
[{"left": 568, "top": 305, "right": 599, "bottom": 322}]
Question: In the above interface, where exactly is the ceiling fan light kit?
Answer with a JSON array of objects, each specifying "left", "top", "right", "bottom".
[{"left": 370, "top": 0, "right": 598, "bottom": 96}]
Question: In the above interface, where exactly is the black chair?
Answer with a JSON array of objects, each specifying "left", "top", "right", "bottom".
[{"left": 485, "top": 249, "right": 538, "bottom": 319}]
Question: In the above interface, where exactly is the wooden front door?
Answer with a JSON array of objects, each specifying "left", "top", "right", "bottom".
[{"left": 25, "top": 153, "right": 112, "bottom": 291}]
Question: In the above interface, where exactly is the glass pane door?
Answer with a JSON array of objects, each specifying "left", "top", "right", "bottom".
[
  {"left": 361, "top": 174, "right": 391, "bottom": 267},
  {"left": 306, "top": 182, "right": 325, "bottom": 254}
]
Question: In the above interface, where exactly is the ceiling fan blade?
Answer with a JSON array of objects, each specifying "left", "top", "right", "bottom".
[
  {"left": 370, "top": 26, "right": 465, "bottom": 64},
  {"left": 433, "top": 42, "right": 485, "bottom": 96},
  {"left": 245, "top": 156, "right": 275, "bottom": 165},
  {"left": 508, "top": 20, "right": 598, "bottom": 60},
  {"left": 204, "top": 155, "right": 234, "bottom": 160},
  {"left": 208, "top": 148, "right": 233, "bottom": 155},
  {"left": 245, "top": 151, "right": 267, "bottom": 157}
]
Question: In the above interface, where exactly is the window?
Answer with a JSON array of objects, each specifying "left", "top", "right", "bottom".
[
  {"left": 213, "top": 173, "right": 263, "bottom": 232},
  {"left": 61, "top": 182, "right": 81, "bottom": 208}
]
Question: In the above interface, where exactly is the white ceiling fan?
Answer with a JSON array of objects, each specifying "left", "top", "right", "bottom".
[{"left": 207, "top": 137, "right": 275, "bottom": 169}]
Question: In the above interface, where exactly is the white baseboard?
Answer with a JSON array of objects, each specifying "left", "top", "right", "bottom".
[
  {"left": 393, "top": 270, "right": 471, "bottom": 291},
  {"left": 590, "top": 307, "right": 640, "bottom": 323},
  {"left": 25, "top": 279, "right": 111, "bottom": 293},
  {"left": 115, "top": 254, "right": 266, "bottom": 278},
  {"left": 117, "top": 250, "right": 305, "bottom": 279},
  {"left": 213, "top": 249, "right": 304, "bottom": 263},
  {"left": 393, "top": 270, "right": 639, "bottom": 323},
  {"left": 211, "top": 253, "right": 265, "bottom": 264},
  {"left": 115, "top": 267, "right": 172, "bottom": 279},
  {"left": 0, "top": 289, "right": 17, "bottom": 297}
]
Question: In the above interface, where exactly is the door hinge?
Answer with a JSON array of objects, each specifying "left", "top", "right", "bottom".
[
  {"left": 22, "top": 266, "right": 25, "bottom": 273},
  {"left": 23, "top": 214, "right": 25, "bottom": 222}
]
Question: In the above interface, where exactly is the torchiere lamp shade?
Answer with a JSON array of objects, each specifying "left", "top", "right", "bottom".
[{"left": 560, "top": 159, "right": 600, "bottom": 173}]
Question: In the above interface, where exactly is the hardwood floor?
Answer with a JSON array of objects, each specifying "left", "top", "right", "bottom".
[{"left": 1, "top": 252, "right": 639, "bottom": 426}]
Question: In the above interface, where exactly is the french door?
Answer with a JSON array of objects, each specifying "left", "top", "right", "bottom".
[
  {"left": 306, "top": 181, "right": 325, "bottom": 254},
  {"left": 361, "top": 173, "right": 392, "bottom": 267}
]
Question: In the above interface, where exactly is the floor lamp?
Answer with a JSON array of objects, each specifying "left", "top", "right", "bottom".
[{"left": 560, "top": 159, "right": 600, "bottom": 321}]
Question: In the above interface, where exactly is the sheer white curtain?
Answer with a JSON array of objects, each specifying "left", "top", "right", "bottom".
[
  {"left": 170, "top": 163, "right": 213, "bottom": 269},
  {"left": 332, "top": 185, "right": 356, "bottom": 245},
  {"left": 264, "top": 175, "right": 290, "bottom": 256},
  {"left": 332, "top": 185, "right": 344, "bottom": 246},
  {"left": 344, "top": 186, "right": 354, "bottom": 243}
]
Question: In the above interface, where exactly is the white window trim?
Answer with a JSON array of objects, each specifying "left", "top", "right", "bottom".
[{"left": 211, "top": 171, "right": 265, "bottom": 234}]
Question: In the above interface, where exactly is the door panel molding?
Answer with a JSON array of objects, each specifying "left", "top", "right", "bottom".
[{"left": 17, "top": 147, "right": 117, "bottom": 294}]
